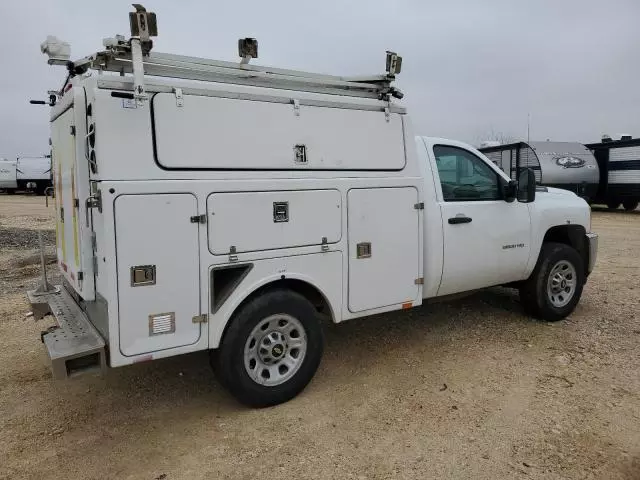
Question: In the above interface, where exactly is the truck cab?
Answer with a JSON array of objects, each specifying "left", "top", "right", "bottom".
[
  {"left": 416, "top": 137, "right": 595, "bottom": 300},
  {"left": 28, "top": 4, "right": 598, "bottom": 408}
]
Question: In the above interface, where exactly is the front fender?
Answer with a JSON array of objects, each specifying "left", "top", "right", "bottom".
[{"left": 525, "top": 191, "right": 591, "bottom": 278}]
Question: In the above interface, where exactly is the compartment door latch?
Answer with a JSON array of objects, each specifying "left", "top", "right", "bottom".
[{"left": 173, "top": 87, "right": 184, "bottom": 107}]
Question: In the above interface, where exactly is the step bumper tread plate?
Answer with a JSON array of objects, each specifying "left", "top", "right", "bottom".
[{"left": 28, "top": 286, "right": 107, "bottom": 380}]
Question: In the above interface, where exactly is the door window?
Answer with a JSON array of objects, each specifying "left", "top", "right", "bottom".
[{"left": 433, "top": 145, "right": 501, "bottom": 201}]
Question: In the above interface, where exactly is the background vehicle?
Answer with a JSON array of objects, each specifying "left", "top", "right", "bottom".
[
  {"left": 28, "top": 5, "right": 598, "bottom": 407},
  {"left": 479, "top": 141, "right": 600, "bottom": 201},
  {"left": 0, "top": 158, "right": 18, "bottom": 193},
  {"left": 585, "top": 137, "right": 640, "bottom": 211},
  {"left": 16, "top": 155, "right": 52, "bottom": 194}
]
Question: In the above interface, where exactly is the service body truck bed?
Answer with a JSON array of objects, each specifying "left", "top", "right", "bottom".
[{"left": 29, "top": 5, "right": 598, "bottom": 406}]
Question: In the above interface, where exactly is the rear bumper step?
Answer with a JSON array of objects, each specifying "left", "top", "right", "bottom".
[{"left": 28, "top": 286, "right": 107, "bottom": 380}]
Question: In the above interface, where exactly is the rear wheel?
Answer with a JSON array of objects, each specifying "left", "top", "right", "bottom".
[
  {"left": 622, "top": 200, "right": 639, "bottom": 211},
  {"left": 519, "top": 242, "right": 585, "bottom": 321},
  {"left": 212, "top": 289, "right": 324, "bottom": 407},
  {"left": 606, "top": 201, "right": 620, "bottom": 210}
]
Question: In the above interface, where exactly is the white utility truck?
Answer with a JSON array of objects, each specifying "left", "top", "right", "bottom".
[{"left": 29, "top": 6, "right": 598, "bottom": 407}]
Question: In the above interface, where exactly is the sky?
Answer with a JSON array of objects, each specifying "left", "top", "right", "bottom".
[{"left": 0, "top": 0, "right": 638, "bottom": 159}]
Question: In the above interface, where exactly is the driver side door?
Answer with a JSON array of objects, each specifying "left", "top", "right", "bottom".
[{"left": 432, "top": 144, "right": 531, "bottom": 296}]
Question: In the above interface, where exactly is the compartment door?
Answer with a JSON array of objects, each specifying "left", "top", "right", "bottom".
[
  {"left": 116, "top": 194, "right": 202, "bottom": 356},
  {"left": 347, "top": 187, "right": 421, "bottom": 313},
  {"left": 51, "top": 107, "right": 95, "bottom": 300}
]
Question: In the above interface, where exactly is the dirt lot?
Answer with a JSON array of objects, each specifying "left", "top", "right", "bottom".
[{"left": 0, "top": 195, "right": 638, "bottom": 480}]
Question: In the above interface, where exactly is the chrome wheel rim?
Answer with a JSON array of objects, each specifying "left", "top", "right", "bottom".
[
  {"left": 244, "top": 314, "right": 307, "bottom": 386},
  {"left": 547, "top": 260, "right": 577, "bottom": 308}
]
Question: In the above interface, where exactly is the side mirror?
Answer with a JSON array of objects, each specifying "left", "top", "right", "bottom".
[
  {"left": 517, "top": 168, "right": 536, "bottom": 203},
  {"left": 503, "top": 180, "right": 517, "bottom": 203}
]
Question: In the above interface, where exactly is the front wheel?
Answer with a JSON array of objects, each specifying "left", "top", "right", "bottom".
[
  {"left": 622, "top": 200, "right": 639, "bottom": 211},
  {"left": 212, "top": 289, "right": 324, "bottom": 407},
  {"left": 519, "top": 242, "right": 585, "bottom": 321}
]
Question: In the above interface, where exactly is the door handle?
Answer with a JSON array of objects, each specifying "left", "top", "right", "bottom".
[{"left": 448, "top": 216, "right": 472, "bottom": 224}]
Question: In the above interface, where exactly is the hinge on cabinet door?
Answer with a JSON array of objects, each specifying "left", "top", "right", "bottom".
[
  {"left": 384, "top": 106, "right": 390, "bottom": 122},
  {"left": 321, "top": 237, "right": 329, "bottom": 252},
  {"left": 292, "top": 98, "right": 300, "bottom": 116},
  {"left": 70, "top": 125, "right": 76, "bottom": 136},
  {"left": 78, "top": 271, "right": 84, "bottom": 281},
  {"left": 190, "top": 214, "right": 206, "bottom": 224},
  {"left": 414, "top": 277, "right": 424, "bottom": 285},
  {"left": 85, "top": 190, "right": 102, "bottom": 227},
  {"left": 414, "top": 202, "right": 424, "bottom": 210},
  {"left": 192, "top": 314, "right": 208, "bottom": 324},
  {"left": 91, "top": 232, "right": 97, "bottom": 251},
  {"left": 86, "top": 190, "right": 102, "bottom": 212},
  {"left": 93, "top": 256, "right": 99, "bottom": 275},
  {"left": 73, "top": 198, "right": 80, "bottom": 208},
  {"left": 174, "top": 87, "right": 184, "bottom": 107}
]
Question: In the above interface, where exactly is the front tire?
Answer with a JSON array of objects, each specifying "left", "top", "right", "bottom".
[
  {"left": 212, "top": 289, "right": 324, "bottom": 407},
  {"left": 622, "top": 200, "right": 639, "bottom": 211},
  {"left": 519, "top": 242, "right": 585, "bottom": 321}
]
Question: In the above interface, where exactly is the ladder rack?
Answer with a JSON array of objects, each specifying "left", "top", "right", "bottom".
[
  {"left": 41, "top": 5, "right": 403, "bottom": 103},
  {"left": 70, "top": 45, "right": 402, "bottom": 100}
]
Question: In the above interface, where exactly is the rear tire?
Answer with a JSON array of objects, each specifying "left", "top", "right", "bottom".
[
  {"left": 519, "top": 242, "right": 585, "bottom": 322},
  {"left": 606, "top": 201, "right": 620, "bottom": 210},
  {"left": 212, "top": 289, "right": 324, "bottom": 407},
  {"left": 622, "top": 200, "right": 639, "bottom": 211}
]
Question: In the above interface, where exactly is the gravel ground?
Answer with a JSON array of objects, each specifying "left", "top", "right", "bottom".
[{"left": 0, "top": 195, "right": 638, "bottom": 480}]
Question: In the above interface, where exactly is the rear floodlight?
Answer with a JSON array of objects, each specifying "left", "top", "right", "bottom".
[
  {"left": 386, "top": 51, "right": 402, "bottom": 75},
  {"left": 129, "top": 4, "right": 157, "bottom": 40},
  {"left": 238, "top": 38, "right": 258, "bottom": 64},
  {"left": 40, "top": 36, "right": 70, "bottom": 65}
]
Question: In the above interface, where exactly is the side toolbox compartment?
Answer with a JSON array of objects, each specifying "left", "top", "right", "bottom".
[
  {"left": 115, "top": 193, "right": 204, "bottom": 357},
  {"left": 207, "top": 189, "right": 342, "bottom": 255},
  {"left": 347, "top": 187, "right": 421, "bottom": 312}
]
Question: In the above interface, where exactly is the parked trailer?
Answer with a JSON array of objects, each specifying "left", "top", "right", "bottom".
[
  {"left": 479, "top": 141, "right": 600, "bottom": 201},
  {"left": 28, "top": 5, "right": 598, "bottom": 407},
  {"left": 16, "top": 155, "right": 52, "bottom": 194},
  {"left": 585, "top": 138, "right": 640, "bottom": 211},
  {"left": 0, "top": 158, "right": 18, "bottom": 193}
]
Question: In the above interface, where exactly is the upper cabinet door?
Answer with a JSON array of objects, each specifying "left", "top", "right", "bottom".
[{"left": 152, "top": 93, "right": 405, "bottom": 170}]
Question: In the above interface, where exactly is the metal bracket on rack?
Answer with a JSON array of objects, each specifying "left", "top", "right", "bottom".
[{"left": 130, "top": 38, "right": 147, "bottom": 105}]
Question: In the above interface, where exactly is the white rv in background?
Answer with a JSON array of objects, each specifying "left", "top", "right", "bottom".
[
  {"left": 16, "top": 155, "right": 52, "bottom": 194},
  {"left": 0, "top": 158, "right": 18, "bottom": 192}
]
